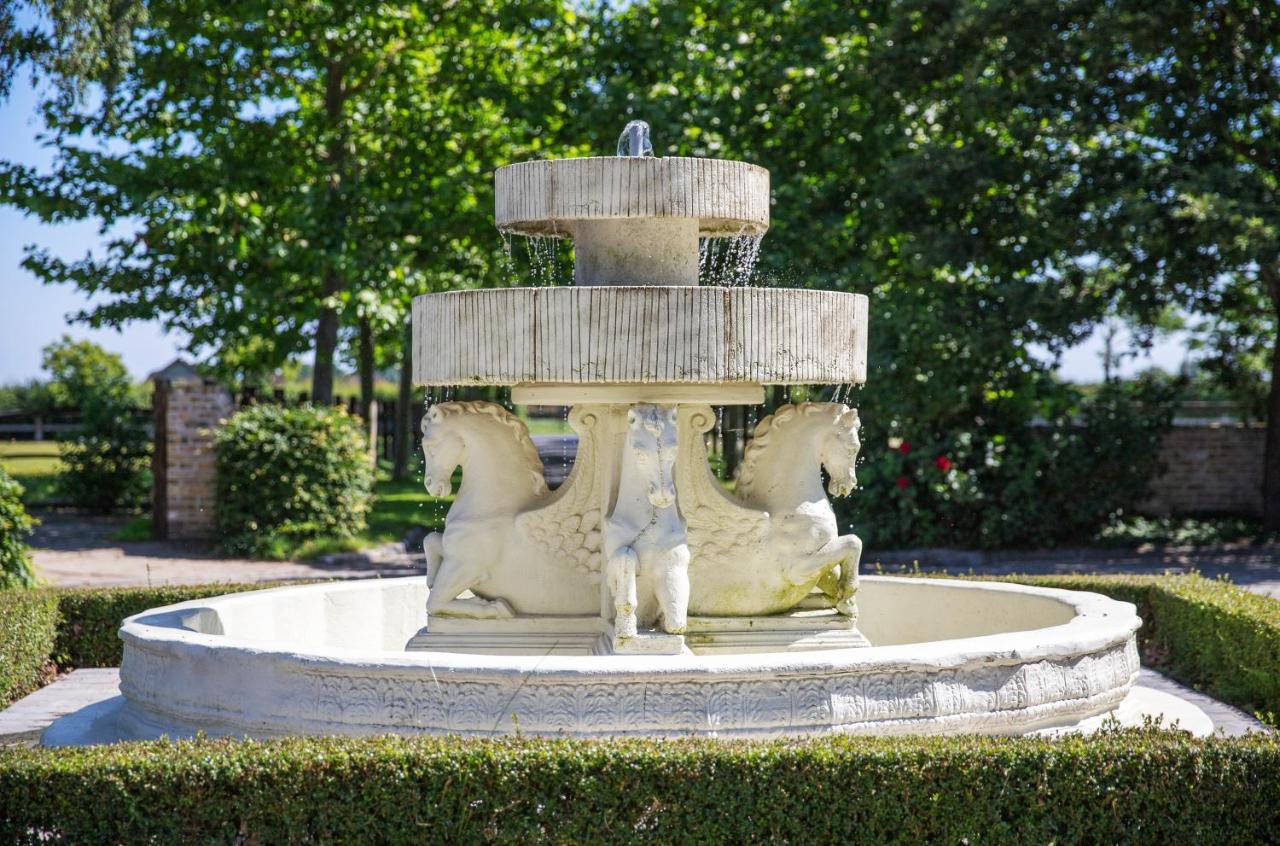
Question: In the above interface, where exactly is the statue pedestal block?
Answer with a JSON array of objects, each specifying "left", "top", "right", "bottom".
[
  {"left": 685, "top": 609, "right": 870, "bottom": 654},
  {"left": 406, "top": 608, "right": 868, "bottom": 656},
  {"left": 406, "top": 615, "right": 607, "bottom": 656}
]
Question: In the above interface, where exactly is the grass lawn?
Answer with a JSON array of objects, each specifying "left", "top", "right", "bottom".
[{"left": 0, "top": 440, "right": 65, "bottom": 504}]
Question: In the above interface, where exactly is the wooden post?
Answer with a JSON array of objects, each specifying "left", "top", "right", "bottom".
[{"left": 368, "top": 400, "right": 379, "bottom": 469}]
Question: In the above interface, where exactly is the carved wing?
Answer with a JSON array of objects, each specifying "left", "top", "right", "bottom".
[
  {"left": 677, "top": 406, "right": 769, "bottom": 560},
  {"left": 515, "top": 407, "right": 610, "bottom": 579}
]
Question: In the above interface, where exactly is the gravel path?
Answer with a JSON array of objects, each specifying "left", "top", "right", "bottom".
[{"left": 29, "top": 513, "right": 424, "bottom": 587}]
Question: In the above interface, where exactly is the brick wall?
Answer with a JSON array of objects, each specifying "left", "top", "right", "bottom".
[
  {"left": 1142, "top": 423, "right": 1265, "bottom": 517},
  {"left": 152, "top": 378, "right": 234, "bottom": 540}
]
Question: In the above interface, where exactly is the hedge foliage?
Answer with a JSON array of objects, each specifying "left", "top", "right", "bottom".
[
  {"left": 0, "top": 589, "right": 57, "bottom": 706},
  {"left": 215, "top": 403, "right": 375, "bottom": 557},
  {"left": 0, "top": 469, "right": 37, "bottom": 589},
  {"left": 1, "top": 731, "right": 1278, "bottom": 844}
]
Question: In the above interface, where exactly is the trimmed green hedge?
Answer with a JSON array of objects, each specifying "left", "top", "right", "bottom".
[
  {"left": 0, "top": 590, "right": 57, "bottom": 705},
  {"left": 1, "top": 731, "right": 1278, "bottom": 844}
]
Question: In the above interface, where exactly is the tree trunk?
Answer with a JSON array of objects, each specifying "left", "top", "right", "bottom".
[
  {"left": 312, "top": 270, "right": 342, "bottom": 405},
  {"left": 1262, "top": 265, "right": 1280, "bottom": 532},
  {"left": 358, "top": 316, "right": 374, "bottom": 420},
  {"left": 312, "top": 58, "right": 350, "bottom": 406},
  {"left": 393, "top": 317, "right": 413, "bottom": 481}
]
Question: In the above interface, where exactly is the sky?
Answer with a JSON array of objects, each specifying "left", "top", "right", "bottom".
[{"left": 0, "top": 75, "right": 1191, "bottom": 386}]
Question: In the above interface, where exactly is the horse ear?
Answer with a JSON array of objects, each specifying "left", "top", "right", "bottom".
[{"left": 839, "top": 407, "right": 860, "bottom": 428}]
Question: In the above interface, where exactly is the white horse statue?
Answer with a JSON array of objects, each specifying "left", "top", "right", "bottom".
[
  {"left": 679, "top": 402, "right": 863, "bottom": 619},
  {"left": 420, "top": 401, "right": 607, "bottom": 619},
  {"left": 605, "top": 405, "right": 690, "bottom": 641}
]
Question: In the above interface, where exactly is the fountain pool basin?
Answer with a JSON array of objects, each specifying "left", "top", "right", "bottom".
[{"left": 108, "top": 576, "right": 1141, "bottom": 739}]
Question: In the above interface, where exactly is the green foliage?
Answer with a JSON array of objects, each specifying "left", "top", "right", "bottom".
[
  {"left": 110, "top": 516, "right": 152, "bottom": 542},
  {"left": 215, "top": 404, "right": 374, "bottom": 557},
  {"left": 847, "top": 377, "right": 1177, "bottom": 549},
  {"left": 0, "top": 731, "right": 1277, "bottom": 844},
  {"left": 0, "top": 590, "right": 57, "bottom": 706},
  {"left": 3, "top": 1, "right": 586, "bottom": 395},
  {"left": 35, "top": 337, "right": 151, "bottom": 513},
  {"left": 0, "top": 469, "right": 37, "bottom": 589}
]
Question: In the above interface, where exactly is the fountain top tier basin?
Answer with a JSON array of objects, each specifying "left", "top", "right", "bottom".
[
  {"left": 495, "top": 157, "right": 770, "bottom": 238},
  {"left": 108, "top": 577, "right": 1140, "bottom": 740}
]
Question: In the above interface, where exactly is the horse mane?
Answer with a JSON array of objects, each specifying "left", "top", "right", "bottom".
[
  {"left": 735, "top": 403, "right": 847, "bottom": 494},
  {"left": 425, "top": 401, "right": 548, "bottom": 495}
]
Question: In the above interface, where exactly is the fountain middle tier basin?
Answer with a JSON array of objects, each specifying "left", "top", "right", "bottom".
[
  {"left": 411, "top": 287, "right": 868, "bottom": 386},
  {"left": 110, "top": 577, "right": 1140, "bottom": 740}
]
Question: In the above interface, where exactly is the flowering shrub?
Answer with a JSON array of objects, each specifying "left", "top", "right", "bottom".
[{"left": 841, "top": 378, "right": 1178, "bottom": 549}]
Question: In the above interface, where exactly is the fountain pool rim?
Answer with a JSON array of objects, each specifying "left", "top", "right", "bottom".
[{"left": 108, "top": 576, "right": 1142, "bottom": 739}]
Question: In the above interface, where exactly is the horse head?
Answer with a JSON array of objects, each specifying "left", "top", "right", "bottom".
[
  {"left": 819, "top": 405, "right": 861, "bottom": 497},
  {"left": 626, "top": 405, "right": 678, "bottom": 509},
  {"left": 421, "top": 404, "right": 467, "bottom": 497}
]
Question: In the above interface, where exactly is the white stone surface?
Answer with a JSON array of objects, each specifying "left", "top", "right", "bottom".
[
  {"left": 411, "top": 287, "right": 868, "bottom": 386},
  {"left": 40, "top": 663, "right": 1273, "bottom": 746},
  {"left": 495, "top": 157, "right": 769, "bottom": 237},
  {"left": 102, "top": 576, "right": 1145, "bottom": 739},
  {"left": 680, "top": 404, "right": 864, "bottom": 618}
]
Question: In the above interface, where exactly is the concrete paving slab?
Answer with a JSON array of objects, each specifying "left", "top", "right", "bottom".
[{"left": 0, "top": 669, "right": 121, "bottom": 747}]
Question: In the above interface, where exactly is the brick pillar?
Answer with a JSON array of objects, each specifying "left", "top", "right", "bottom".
[{"left": 152, "top": 375, "right": 234, "bottom": 540}]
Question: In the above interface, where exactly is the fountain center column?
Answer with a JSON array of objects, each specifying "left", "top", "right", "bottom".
[{"left": 573, "top": 218, "right": 700, "bottom": 286}]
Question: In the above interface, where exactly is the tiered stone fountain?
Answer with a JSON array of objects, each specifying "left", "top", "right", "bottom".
[
  {"left": 50, "top": 126, "right": 1177, "bottom": 743},
  {"left": 406, "top": 122, "right": 869, "bottom": 657}
]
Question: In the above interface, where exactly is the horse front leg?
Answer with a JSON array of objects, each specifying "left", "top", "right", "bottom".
[
  {"left": 655, "top": 545, "right": 690, "bottom": 635},
  {"left": 426, "top": 554, "right": 514, "bottom": 620},
  {"left": 608, "top": 544, "right": 639, "bottom": 640},
  {"left": 423, "top": 532, "right": 444, "bottom": 588},
  {"left": 818, "top": 533, "right": 863, "bottom": 618}
]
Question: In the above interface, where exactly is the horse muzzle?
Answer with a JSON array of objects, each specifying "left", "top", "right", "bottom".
[{"left": 425, "top": 477, "right": 453, "bottom": 498}]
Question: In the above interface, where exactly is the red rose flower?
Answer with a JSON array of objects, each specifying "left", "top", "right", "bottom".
[
  {"left": 895, "top": 476, "right": 909, "bottom": 490},
  {"left": 935, "top": 455, "right": 952, "bottom": 472},
  {"left": 898, "top": 441, "right": 912, "bottom": 455}
]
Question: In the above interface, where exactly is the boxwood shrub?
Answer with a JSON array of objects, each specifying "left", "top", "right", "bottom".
[
  {"left": 215, "top": 404, "right": 375, "bottom": 556},
  {"left": 0, "top": 468, "right": 37, "bottom": 589},
  {"left": 0, "top": 589, "right": 57, "bottom": 706},
  {"left": 1, "top": 732, "right": 1277, "bottom": 844}
]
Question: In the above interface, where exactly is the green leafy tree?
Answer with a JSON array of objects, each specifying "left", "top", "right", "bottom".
[
  {"left": 3, "top": 0, "right": 585, "bottom": 402},
  {"left": 868, "top": 0, "right": 1279, "bottom": 524},
  {"left": 39, "top": 337, "right": 149, "bottom": 513}
]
